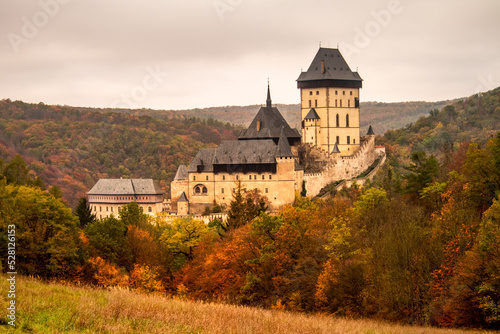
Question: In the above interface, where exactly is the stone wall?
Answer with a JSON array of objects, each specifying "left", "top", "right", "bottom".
[{"left": 304, "top": 135, "right": 380, "bottom": 197}]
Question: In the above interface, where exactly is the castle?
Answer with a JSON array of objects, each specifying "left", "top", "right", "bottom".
[{"left": 171, "top": 47, "right": 384, "bottom": 215}]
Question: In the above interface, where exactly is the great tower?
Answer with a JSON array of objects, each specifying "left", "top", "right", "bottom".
[{"left": 297, "top": 47, "right": 362, "bottom": 155}]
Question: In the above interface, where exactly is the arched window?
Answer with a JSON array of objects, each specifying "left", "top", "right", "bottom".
[
  {"left": 194, "top": 185, "right": 208, "bottom": 195},
  {"left": 148, "top": 206, "right": 152, "bottom": 213},
  {"left": 336, "top": 114, "right": 339, "bottom": 127},
  {"left": 346, "top": 114, "right": 349, "bottom": 128}
]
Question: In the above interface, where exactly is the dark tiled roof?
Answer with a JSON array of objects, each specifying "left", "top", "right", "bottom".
[
  {"left": 187, "top": 138, "right": 298, "bottom": 173},
  {"left": 297, "top": 48, "right": 362, "bottom": 83},
  {"left": 174, "top": 164, "right": 188, "bottom": 180},
  {"left": 304, "top": 108, "right": 320, "bottom": 120},
  {"left": 87, "top": 179, "right": 163, "bottom": 195},
  {"left": 238, "top": 106, "right": 301, "bottom": 141},
  {"left": 215, "top": 140, "right": 278, "bottom": 165},
  {"left": 295, "top": 159, "right": 304, "bottom": 171},
  {"left": 187, "top": 148, "right": 216, "bottom": 173},
  {"left": 331, "top": 143, "right": 341, "bottom": 153},
  {"left": 367, "top": 125, "right": 375, "bottom": 135},
  {"left": 276, "top": 129, "right": 294, "bottom": 157},
  {"left": 178, "top": 191, "right": 188, "bottom": 202}
]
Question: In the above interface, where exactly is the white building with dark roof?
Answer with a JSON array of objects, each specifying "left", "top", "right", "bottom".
[{"left": 87, "top": 178, "right": 164, "bottom": 219}]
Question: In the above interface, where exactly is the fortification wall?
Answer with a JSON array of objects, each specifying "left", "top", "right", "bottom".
[{"left": 304, "top": 135, "right": 379, "bottom": 197}]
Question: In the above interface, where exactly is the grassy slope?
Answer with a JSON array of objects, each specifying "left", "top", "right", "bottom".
[{"left": 0, "top": 276, "right": 494, "bottom": 334}]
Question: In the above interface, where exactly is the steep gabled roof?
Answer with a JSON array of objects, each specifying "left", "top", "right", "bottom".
[
  {"left": 297, "top": 48, "right": 362, "bottom": 87},
  {"left": 276, "top": 129, "right": 294, "bottom": 157},
  {"left": 367, "top": 125, "right": 375, "bottom": 135},
  {"left": 238, "top": 86, "right": 301, "bottom": 142},
  {"left": 87, "top": 179, "right": 163, "bottom": 195},
  {"left": 178, "top": 191, "right": 188, "bottom": 202},
  {"left": 331, "top": 143, "right": 341, "bottom": 154},
  {"left": 304, "top": 108, "right": 320, "bottom": 120},
  {"left": 174, "top": 164, "right": 188, "bottom": 180}
]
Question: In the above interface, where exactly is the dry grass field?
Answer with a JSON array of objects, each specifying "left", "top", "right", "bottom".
[{"left": 0, "top": 275, "right": 495, "bottom": 334}]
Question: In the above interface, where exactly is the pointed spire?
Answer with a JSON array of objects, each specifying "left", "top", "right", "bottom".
[
  {"left": 276, "top": 128, "right": 294, "bottom": 157},
  {"left": 367, "top": 125, "right": 375, "bottom": 136},
  {"left": 331, "top": 143, "right": 340, "bottom": 154},
  {"left": 266, "top": 80, "right": 272, "bottom": 108}
]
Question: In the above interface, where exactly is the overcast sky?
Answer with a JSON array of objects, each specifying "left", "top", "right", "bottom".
[{"left": 1, "top": 0, "right": 499, "bottom": 110}]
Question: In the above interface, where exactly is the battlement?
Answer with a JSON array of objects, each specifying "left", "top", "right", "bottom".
[{"left": 304, "top": 134, "right": 378, "bottom": 197}]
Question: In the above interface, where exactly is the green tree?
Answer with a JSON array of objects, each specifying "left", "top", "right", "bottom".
[
  {"left": 75, "top": 197, "right": 96, "bottom": 228},
  {"left": 403, "top": 151, "right": 439, "bottom": 201},
  {"left": 49, "top": 185, "right": 63, "bottom": 199},
  {"left": 119, "top": 201, "right": 150, "bottom": 231},
  {"left": 4, "top": 155, "right": 29, "bottom": 185},
  {"left": 226, "top": 182, "right": 268, "bottom": 232},
  {"left": 0, "top": 181, "right": 80, "bottom": 278},
  {"left": 84, "top": 216, "right": 132, "bottom": 270}
]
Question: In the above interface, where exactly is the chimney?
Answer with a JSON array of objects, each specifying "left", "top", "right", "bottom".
[{"left": 321, "top": 59, "right": 325, "bottom": 74}]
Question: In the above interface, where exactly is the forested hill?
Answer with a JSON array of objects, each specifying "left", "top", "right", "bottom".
[
  {"left": 80, "top": 99, "right": 457, "bottom": 135},
  {"left": 0, "top": 99, "right": 240, "bottom": 207},
  {"left": 379, "top": 87, "right": 500, "bottom": 159}
]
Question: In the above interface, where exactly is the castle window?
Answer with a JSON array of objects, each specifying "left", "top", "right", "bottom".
[
  {"left": 336, "top": 136, "right": 340, "bottom": 144},
  {"left": 148, "top": 206, "right": 152, "bottom": 213},
  {"left": 118, "top": 206, "right": 121, "bottom": 212},
  {"left": 335, "top": 100, "right": 338, "bottom": 107},
  {"left": 194, "top": 186, "right": 201, "bottom": 194},
  {"left": 346, "top": 114, "right": 349, "bottom": 127},
  {"left": 315, "top": 100, "right": 318, "bottom": 107},
  {"left": 347, "top": 136, "right": 351, "bottom": 144},
  {"left": 262, "top": 175, "right": 265, "bottom": 180},
  {"left": 236, "top": 175, "right": 239, "bottom": 180},
  {"left": 106, "top": 207, "right": 108, "bottom": 212},
  {"left": 111, "top": 207, "right": 113, "bottom": 212},
  {"left": 336, "top": 114, "right": 339, "bottom": 127},
  {"left": 193, "top": 175, "right": 196, "bottom": 181},
  {"left": 316, "top": 91, "right": 319, "bottom": 95},
  {"left": 335, "top": 90, "right": 338, "bottom": 95},
  {"left": 254, "top": 175, "right": 257, "bottom": 180},
  {"left": 265, "top": 188, "right": 268, "bottom": 193},
  {"left": 348, "top": 100, "right": 351, "bottom": 108},
  {"left": 343, "top": 91, "right": 345, "bottom": 95},
  {"left": 221, "top": 188, "right": 224, "bottom": 194},
  {"left": 309, "top": 100, "right": 312, "bottom": 108},
  {"left": 233, "top": 188, "right": 235, "bottom": 193},
  {"left": 206, "top": 175, "right": 209, "bottom": 181},
  {"left": 222, "top": 175, "right": 225, "bottom": 180},
  {"left": 269, "top": 175, "right": 272, "bottom": 180},
  {"left": 249, "top": 175, "right": 252, "bottom": 180},
  {"left": 350, "top": 91, "right": 353, "bottom": 96},
  {"left": 354, "top": 139, "right": 356, "bottom": 144},
  {"left": 309, "top": 91, "right": 313, "bottom": 95},
  {"left": 340, "top": 100, "right": 342, "bottom": 108}
]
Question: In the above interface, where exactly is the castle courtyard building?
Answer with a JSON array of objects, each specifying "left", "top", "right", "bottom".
[{"left": 87, "top": 179, "right": 164, "bottom": 219}]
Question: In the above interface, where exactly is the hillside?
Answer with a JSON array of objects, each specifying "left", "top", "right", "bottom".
[
  {"left": 379, "top": 87, "right": 500, "bottom": 158},
  {"left": 0, "top": 275, "right": 492, "bottom": 334},
  {"left": 0, "top": 99, "right": 241, "bottom": 207},
  {"left": 81, "top": 99, "right": 457, "bottom": 135}
]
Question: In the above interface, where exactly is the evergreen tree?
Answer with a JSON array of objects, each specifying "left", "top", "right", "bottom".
[{"left": 75, "top": 197, "right": 96, "bottom": 228}]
